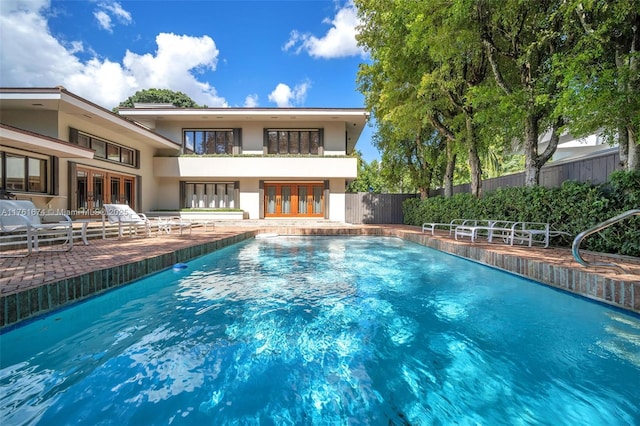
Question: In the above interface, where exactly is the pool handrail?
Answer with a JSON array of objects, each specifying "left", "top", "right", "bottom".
[{"left": 571, "top": 209, "right": 640, "bottom": 274}]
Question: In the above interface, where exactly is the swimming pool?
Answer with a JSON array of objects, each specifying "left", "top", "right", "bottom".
[{"left": 1, "top": 236, "right": 638, "bottom": 425}]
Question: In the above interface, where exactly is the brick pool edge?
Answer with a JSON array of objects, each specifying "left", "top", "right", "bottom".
[{"left": 1, "top": 227, "right": 638, "bottom": 329}]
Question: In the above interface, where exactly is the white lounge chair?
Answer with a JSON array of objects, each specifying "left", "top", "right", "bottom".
[
  {"left": 0, "top": 199, "right": 73, "bottom": 256},
  {"left": 422, "top": 219, "right": 470, "bottom": 235},
  {"left": 102, "top": 204, "right": 151, "bottom": 238},
  {"left": 510, "top": 222, "right": 571, "bottom": 248},
  {"left": 156, "top": 216, "right": 192, "bottom": 236}
]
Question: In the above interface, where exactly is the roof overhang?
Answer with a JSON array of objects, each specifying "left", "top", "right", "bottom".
[
  {"left": 118, "top": 106, "right": 370, "bottom": 153},
  {"left": 1, "top": 124, "right": 94, "bottom": 158},
  {"left": 0, "top": 87, "right": 180, "bottom": 151}
]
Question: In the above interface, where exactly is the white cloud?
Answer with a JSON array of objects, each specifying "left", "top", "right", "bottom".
[
  {"left": 0, "top": 1, "right": 228, "bottom": 108},
  {"left": 268, "top": 81, "right": 310, "bottom": 107},
  {"left": 94, "top": 10, "right": 112, "bottom": 32},
  {"left": 94, "top": 1, "right": 133, "bottom": 32},
  {"left": 284, "top": 1, "right": 365, "bottom": 59},
  {"left": 244, "top": 94, "right": 259, "bottom": 107},
  {"left": 102, "top": 1, "right": 132, "bottom": 23}
]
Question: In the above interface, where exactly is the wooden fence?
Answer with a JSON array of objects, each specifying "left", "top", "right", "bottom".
[
  {"left": 345, "top": 193, "right": 417, "bottom": 224},
  {"left": 346, "top": 148, "right": 622, "bottom": 224},
  {"left": 432, "top": 148, "right": 621, "bottom": 196}
]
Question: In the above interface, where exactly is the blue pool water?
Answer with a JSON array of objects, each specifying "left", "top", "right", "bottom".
[{"left": 1, "top": 236, "right": 639, "bottom": 425}]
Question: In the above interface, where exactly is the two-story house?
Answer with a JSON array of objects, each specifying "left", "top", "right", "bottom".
[{"left": 0, "top": 87, "right": 368, "bottom": 222}]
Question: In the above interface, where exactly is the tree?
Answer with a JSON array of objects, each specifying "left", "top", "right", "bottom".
[
  {"left": 114, "top": 89, "right": 200, "bottom": 111},
  {"left": 475, "top": 0, "right": 576, "bottom": 186},
  {"left": 356, "top": 0, "right": 462, "bottom": 198},
  {"left": 556, "top": 0, "right": 640, "bottom": 171},
  {"left": 347, "top": 151, "right": 387, "bottom": 192},
  {"left": 356, "top": 0, "right": 447, "bottom": 198},
  {"left": 409, "top": 0, "right": 489, "bottom": 197}
]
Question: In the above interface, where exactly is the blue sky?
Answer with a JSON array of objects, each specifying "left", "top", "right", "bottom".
[{"left": 0, "top": 0, "right": 380, "bottom": 162}]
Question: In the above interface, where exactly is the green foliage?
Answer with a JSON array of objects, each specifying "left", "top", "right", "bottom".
[
  {"left": 403, "top": 171, "right": 640, "bottom": 256},
  {"left": 114, "top": 88, "right": 200, "bottom": 111},
  {"left": 347, "top": 151, "right": 388, "bottom": 192}
]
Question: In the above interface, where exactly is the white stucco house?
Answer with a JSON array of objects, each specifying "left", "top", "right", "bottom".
[
  {"left": 0, "top": 87, "right": 368, "bottom": 222},
  {"left": 537, "top": 128, "right": 612, "bottom": 162}
]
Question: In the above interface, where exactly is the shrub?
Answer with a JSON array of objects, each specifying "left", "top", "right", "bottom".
[{"left": 403, "top": 171, "right": 640, "bottom": 256}]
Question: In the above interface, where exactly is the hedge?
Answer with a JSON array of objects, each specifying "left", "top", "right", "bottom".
[{"left": 403, "top": 170, "right": 640, "bottom": 257}]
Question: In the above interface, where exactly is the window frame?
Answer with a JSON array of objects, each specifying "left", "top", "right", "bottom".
[
  {"left": 183, "top": 129, "right": 241, "bottom": 155},
  {"left": 180, "top": 181, "right": 240, "bottom": 209},
  {"left": 69, "top": 127, "right": 139, "bottom": 168},
  {"left": 0, "top": 151, "right": 49, "bottom": 194},
  {"left": 264, "top": 129, "right": 323, "bottom": 155}
]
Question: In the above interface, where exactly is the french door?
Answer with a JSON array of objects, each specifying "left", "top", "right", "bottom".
[
  {"left": 75, "top": 167, "right": 135, "bottom": 217},
  {"left": 264, "top": 182, "right": 324, "bottom": 218}
]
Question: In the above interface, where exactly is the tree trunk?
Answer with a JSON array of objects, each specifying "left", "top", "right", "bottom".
[
  {"left": 444, "top": 140, "right": 456, "bottom": 198},
  {"left": 523, "top": 114, "right": 541, "bottom": 186},
  {"left": 466, "top": 115, "right": 483, "bottom": 197},
  {"left": 619, "top": 124, "right": 629, "bottom": 169},
  {"left": 627, "top": 126, "right": 639, "bottom": 171}
]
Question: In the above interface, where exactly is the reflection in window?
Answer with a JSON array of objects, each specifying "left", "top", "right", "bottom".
[
  {"left": 266, "top": 130, "right": 321, "bottom": 154},
  {"left": 121, "top": 148, "right": 134, "bottom": 166},
  {"left": 183, "top": 130, "right": 237, "bottom": 155},
  {"left": 28, "top": 158, "right": 46, "bottom": 192},
  {"left": 92, "top": 139, "right": 106, "bottom": 158},
  {"left": 107, "top": 145, "right": 120, "bottom": 162},
  {"left": 1, "top": 152, "right": 47, "bottom": 194},
  {"left": 6, "top": 155, "right": 25, "bottom": 191},
  {"left": 70, "top": 128, "right": 137, "bottom": 167}
]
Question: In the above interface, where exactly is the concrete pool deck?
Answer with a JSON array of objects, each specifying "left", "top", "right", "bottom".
[{"left": 1, "top": 221, "right": 639, "bottom": 328}]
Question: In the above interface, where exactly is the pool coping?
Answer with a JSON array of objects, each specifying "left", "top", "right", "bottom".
[{"left": 1, "top": 225, "right": 639, "bottom": 329}]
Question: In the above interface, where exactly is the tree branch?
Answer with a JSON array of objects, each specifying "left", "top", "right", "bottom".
[
  {"left": 483, "top": 39, "right": 513, "bottom": 95},
  {"left": 429, "top": 113, "right": 456, "bottom": 142},
  {"left": 538, "top": 117, "right": 565, "bottom": 165}
]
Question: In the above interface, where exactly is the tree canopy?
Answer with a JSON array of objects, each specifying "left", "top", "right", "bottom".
[
  {"left": 114, "top": 89, "right": 200, "bottom": 112},
  {"left": 354, "top": 0, "right": 640, "bottom": 196}
]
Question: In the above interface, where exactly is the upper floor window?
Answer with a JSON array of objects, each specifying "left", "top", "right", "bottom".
[
  {"left": 0, "top": 151, "right": 47, "bottom": 193},
  {"left": 183, "top": 129, "right": 241, "bottom": 155},
  {"left": 69, "top": 128, "right": 138, "bottom": 168},
  {"left": 265, "top": 129, "right": 322, "bottom": 155}
]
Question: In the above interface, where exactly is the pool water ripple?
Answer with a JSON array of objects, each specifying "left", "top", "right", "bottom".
[{"left": 1, "top": 236, "right": 639, "bottom": 425}]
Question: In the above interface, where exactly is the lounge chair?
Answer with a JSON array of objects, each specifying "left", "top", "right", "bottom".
[
  {"left": 102, "top": 204, "right": 151, "bottom": 238},
  {"left": 156, "top": 216, "right": 192, "bottom": 236},
  {"left": 0, "top": 199, "right": 73, "bottom": 256},
  {"left": 422, "top": 219, "right": 470, "bottom": 236},
  {"left": 510, "top": 222, "right": 571, "bottom": 248}
]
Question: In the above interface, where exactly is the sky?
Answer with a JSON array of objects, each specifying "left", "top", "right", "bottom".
[{"left": 0, "top": 0, "right": 380, "bottom": 162}]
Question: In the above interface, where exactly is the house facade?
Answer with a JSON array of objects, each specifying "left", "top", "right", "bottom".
[{"left": 0, "top": 87, "right": 368, "bottom": 222}]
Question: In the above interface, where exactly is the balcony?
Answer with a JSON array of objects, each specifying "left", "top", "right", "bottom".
[{"left": 153, "top": 156, "right": 357, "bottom": 179}]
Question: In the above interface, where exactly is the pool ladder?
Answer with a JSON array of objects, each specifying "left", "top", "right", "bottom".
[{"left": 571, "top": 209, "right": 640, "bottom": 274}]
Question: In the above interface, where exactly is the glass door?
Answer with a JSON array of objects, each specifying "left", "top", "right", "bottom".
[
  {"left": 110, "top": 177, "right": 121, "bottom": 203},
  {"left": 93, "top": 172, "right": 105, "bottom": 210},
  {"left": 281, "top": 186, "right": 291, "bottom": 215},
  {"left": 74, "top": 167, "right": 135, "bottom": 218},
  {"left": 264, "top": 183, "right": 323, "bottom": 217}
]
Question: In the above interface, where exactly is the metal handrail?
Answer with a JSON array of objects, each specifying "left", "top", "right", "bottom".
[{"left": 571, "top": 209, "right": 640, "bottom": 274}]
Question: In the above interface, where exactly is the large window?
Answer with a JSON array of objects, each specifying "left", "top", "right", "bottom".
[
  {"left": 183, "top": 129, "right": 240, "bottom": 155},
  {"left": 266, "top": 129, "right": 321, "bottom": 155},
  {"left": 182, "top": 182, "right": 238, "bottom": 209},
  {"left": 69, "top": 128, "right": 138, "bottom": 167},
  {"left": 0, "top": 151, "right": 47, "bottom": 193}
]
